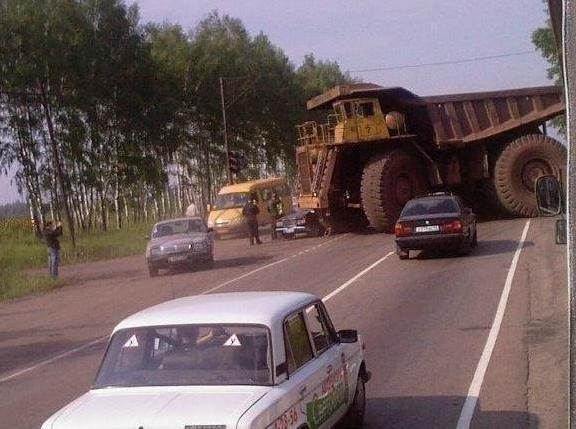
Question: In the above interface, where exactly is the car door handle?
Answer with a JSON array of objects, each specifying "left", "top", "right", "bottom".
[{"left": 299, "top": 385, "right": 307, "bottom": 397}]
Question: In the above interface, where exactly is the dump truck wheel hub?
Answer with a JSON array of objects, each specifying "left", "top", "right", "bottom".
[{"left": 521, "top": 159, "right": 551, "bottom": 191}]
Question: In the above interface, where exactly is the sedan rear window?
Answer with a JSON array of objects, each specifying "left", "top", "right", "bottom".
[
  {"left": 401, "top": 198, "right": 459, "bottom": 216},
  {"left": 93, "top": 325, "right": 272, "bottom": 388}
]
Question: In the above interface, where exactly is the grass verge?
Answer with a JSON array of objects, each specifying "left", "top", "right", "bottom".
[{"left": 0, "top": 221, "right": 154, "bottom": 301}]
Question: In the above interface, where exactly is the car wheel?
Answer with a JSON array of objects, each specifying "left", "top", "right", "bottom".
[
  {"left": 459, "top": 239, "right": 472, "bottom": 256},
  {"left": 343, "top": 376, "right": 366, "bottom": 429},
  {"left": 396, "top": 245, "right": 409, "bottom": 260},
  {"left": 148, "top": 265, "right": 158, "bottom": 277},
  {"left": 471, "top": 229, "right": 478, "bottom": 248},
  {"left": 310, "top": 222, "right": 324, "bottom": 237},
  {"left": 206, "top": 252, "right": 215, "bottom": 268}
]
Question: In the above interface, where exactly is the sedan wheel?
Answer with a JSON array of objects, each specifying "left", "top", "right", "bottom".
[{"left": 148, "top": 265, "right": 158, "bottom": 277}]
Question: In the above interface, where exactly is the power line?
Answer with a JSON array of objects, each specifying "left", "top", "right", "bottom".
[{"left": 349, "top": 50, "right": 538, "bottom": 73}]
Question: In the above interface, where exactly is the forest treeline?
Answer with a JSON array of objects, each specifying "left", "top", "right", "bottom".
[{"left": 0, "top": 0, "right": 353, "bottom": 240}]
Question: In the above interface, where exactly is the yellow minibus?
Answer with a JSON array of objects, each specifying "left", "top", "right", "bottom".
[{"left": 207, "top": 178, "right": 293, "bottom": 237}]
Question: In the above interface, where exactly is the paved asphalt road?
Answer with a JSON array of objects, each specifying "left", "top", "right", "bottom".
[{"left": 0, "top": 217, "right": 568, "bottom": 429}]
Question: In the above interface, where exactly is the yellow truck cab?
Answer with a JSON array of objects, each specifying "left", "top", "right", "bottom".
[{"left": 208, "top": 178, "right": 293, "bottom": 237}]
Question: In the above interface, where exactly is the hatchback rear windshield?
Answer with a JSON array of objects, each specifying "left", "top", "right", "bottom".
[
  {"left": 93, "top": 324, "right": 272, "bottom": 388},
  {"left": 401, "top": 198, "right": 459, "bottom": 216}
]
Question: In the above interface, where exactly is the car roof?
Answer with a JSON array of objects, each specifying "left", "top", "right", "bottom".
[
  {"left": 218, "top": 177, "right": 286, "bottom": 194},
  {"left": 113, "top": 292, "right": 318, "bottom": 332},
  {"left": 407, "top": 195, "right": 458, "bottom": 203},
  {"left": 154, "top": 217, "right": 204, "bottom": 226}
]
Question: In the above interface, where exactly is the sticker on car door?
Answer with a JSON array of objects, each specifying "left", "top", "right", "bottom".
[{"left": 305, "top": 365, "right": 349, "bottom": 429}]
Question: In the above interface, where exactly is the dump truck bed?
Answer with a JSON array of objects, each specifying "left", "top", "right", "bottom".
[
  {"left": 306, "top": 83, "right": 565, "bottom": 149},
  {"left": 422, "top": 85, "right": 564, "bottom": 148}
]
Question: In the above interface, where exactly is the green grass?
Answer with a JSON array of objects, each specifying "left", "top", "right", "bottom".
[{"left": 0, "top": 221, "right": 154, "bottom": 301}]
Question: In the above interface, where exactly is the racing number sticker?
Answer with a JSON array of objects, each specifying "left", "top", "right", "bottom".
[{"left": 274, "top": 407, "right": 298, "bottom": 429}]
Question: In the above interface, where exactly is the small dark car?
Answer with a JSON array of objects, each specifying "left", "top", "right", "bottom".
[
  {"left": 275, "top": 209, "right": 325, "bottom": 238},
  {"left": 394, "top": 193, "right": 477, "bottom": 259}
]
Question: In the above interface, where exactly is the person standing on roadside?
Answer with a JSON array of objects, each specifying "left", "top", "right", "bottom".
[
  {"left": 268, "top": 193, "right": 284, "bottom": 240},
  {"left": 242, "top": 195, "right": 262, "bottom": 245},
  {"left": 185, "top": 201, "right": 199, "bottom": 217},
  {"left": 43, "top": 220, "right": 63, "bottom": 278}
]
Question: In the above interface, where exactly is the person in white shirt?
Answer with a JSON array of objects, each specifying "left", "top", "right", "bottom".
[{"left": 185, "top": 202, "right": 199, "bottom": 217}]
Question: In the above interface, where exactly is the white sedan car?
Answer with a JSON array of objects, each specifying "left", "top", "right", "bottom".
[{"left": 42, "top": 292, "right": 370, "bottom": 429}]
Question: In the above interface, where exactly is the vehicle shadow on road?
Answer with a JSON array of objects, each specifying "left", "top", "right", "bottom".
[
  {"left": 364, "top": 396, "right": 538, "bottom": 428},
  {"left": 163, "top": 255, "right": 275, "bottom": 276},
  {"left": 414, "top": 240, "right": 534, "bottom": 260}
]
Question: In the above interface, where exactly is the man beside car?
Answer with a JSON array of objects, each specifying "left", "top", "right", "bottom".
[
  {"left": 242, "top": 195, "right": 262, "bottom": 245},
  {"left": 268, "top": 192, "right": 284, "bottom": 240}
]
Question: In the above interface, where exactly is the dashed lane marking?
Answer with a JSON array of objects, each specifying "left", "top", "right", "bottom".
[{"left": 322, "top": 251, "right": 395, "bottom": 303}]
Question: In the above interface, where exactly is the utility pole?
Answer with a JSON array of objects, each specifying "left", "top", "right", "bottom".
[{"left": 219, "top": 77, "right": 232, "bottom": 185}]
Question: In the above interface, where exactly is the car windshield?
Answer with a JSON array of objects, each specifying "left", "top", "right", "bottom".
[
  {"left": 213, "top": 192, "right": 249, "bottom": 210},
  {"left": 152, "top": 219, "right": 205, "bottom": 238},
  {"left": 93, "top": 325, "right": 273, "bottom": 388},
  {"left": 401, "top": 198, "right": 459, "bottom": 216}
]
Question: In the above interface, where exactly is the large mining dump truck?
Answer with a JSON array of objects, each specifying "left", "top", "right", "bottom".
[{"left": 295, "top": 83, "right": 566, "bottom": 232}]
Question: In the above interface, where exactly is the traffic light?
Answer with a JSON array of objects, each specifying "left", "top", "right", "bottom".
[{"left": 229, "top": 151, "right": 239, "bottom": 174}]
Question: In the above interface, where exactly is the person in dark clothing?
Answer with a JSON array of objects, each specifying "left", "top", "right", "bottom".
[
  {"left": 43, "top": 220, "right": 63, "bottom": 278},
  {"left": 267, "top": 193, "right": 284, "bottom": 240},
  {"left": 242, "top": 196, "right": 262, "bottom": 245}
]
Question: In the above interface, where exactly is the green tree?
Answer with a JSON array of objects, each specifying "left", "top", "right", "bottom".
[{"left": 532, "top": 19, "right": 565, "bottom": 134}]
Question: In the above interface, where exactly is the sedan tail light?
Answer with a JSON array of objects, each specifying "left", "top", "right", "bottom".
[
  {"left": 395, "top": 222, "right": 413, "bottom": 237},
  {"left": 440, "top": 219, "right": 463, "bottom": 234}
]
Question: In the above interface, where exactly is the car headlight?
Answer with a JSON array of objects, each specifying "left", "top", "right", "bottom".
[
  {"left": 276, "top": 221, "right": 283, "bottom": 227},
  {"left": 150, "top": 246, "right": 161, "bottom": 256},
  {"left": 297, "top": 219, "right": 306, "bottom": 226}
]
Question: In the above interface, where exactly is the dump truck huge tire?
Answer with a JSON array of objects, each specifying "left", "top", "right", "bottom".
[
  {"left": 361, "top": 149, "right": 428, "bottom": 232},
  {"left": 494, "top": 134, "right": 566, "bottom": 217}
]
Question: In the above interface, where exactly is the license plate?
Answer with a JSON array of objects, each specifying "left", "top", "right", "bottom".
[
  {"left": 168, "top": 255, "right": 188, "bottom": 263},
  {"left": 285, "top": 227, "right": 295, "bottom": 234},
  {"left": 415, "top": 225, "right": 439, "bottom": 233}
]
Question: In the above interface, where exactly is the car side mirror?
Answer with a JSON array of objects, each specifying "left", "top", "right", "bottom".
[
  {"left": 535, "top": 175, "right": 563, "bottom": 216},
  {"left": 145, "top": 235, "right": 150, "bottom": 240},
  {"left": 462, "top": 207, "right": 472, "bottom": 215},
  {"left": 338, "top": 329, "right": 358, "bottom": 343},
  {"left": 207, "top": 227, "right": 214, "bottom": 233}
]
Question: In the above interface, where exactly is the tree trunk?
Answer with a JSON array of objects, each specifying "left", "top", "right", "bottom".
[{"left": 38, "top": 80, "right": 76, "bottom": 247}]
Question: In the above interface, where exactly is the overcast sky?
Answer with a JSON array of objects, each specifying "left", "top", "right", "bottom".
[{"left": 0, "top": 0, "right": 555, "bottom": 204}]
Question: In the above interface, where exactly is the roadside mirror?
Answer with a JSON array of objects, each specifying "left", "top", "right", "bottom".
[
  {"left": 535, "top": 175, "right": 562, "bottom": 216},
  {"left": 338, "top": 329, "right": 358, "bottom": 343},
  {"left": 556, "top": 219, "right": 567, "bottom": 245}
]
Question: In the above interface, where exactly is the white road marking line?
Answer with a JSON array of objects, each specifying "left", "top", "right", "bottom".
[
  {"left": 456, "top": 220, "right": 531, "bottom": 429},
  {"left": 0, "top": 234, "right": 348, "bottom": 384},
  {"left": 200, "top": 257, "right": 289, "bottom": 295},
  {"left": 322, "top": 251, "right": 395, "bottom": 303},
  {"left": 0, "top": 336, "right": 108, "bottom": 384}
]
